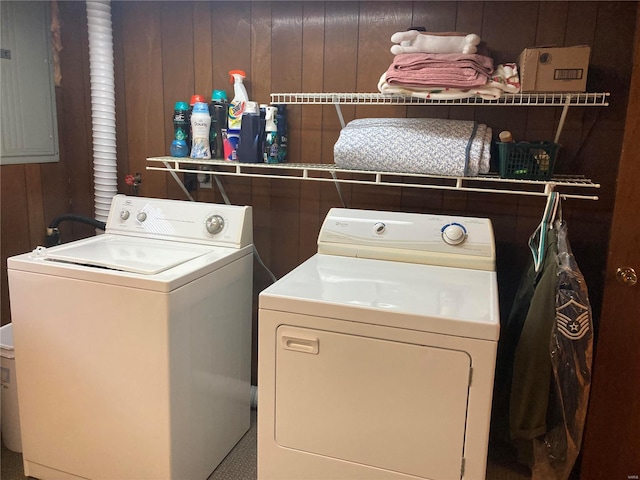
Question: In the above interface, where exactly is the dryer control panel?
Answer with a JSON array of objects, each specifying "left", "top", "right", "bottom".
[
  {"left": 318, "top": 208, "right": 495, "bottom": 271},
  {"left": 106, "top": 194, "right": 253, "bottom": 248}
]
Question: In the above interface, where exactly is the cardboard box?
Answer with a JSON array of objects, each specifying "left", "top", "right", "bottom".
[{"left": 518, "top": 46, "right": 591, "bottom": 92}]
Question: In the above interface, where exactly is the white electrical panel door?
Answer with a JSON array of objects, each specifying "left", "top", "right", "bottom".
[
  {"left": 1, "top": 1, "right": 59, "bottom": 165},
  {"left": 274, "top": 325, "right": 472, "bottom": 480}
]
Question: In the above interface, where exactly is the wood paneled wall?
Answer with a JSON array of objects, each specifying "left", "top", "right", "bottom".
[{"left": 1, "top": 2, "right": 637, "bottom": 367}]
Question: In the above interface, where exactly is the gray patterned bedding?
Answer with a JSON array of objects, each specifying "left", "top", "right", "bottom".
[{"left": 333, "top": 117, "right": 492, "bottom": 177}]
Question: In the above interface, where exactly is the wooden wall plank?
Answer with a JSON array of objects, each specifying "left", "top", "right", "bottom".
[
  {"left": 193, "top": 1, "right": 213, "bottom": 102},
  {"left": 51, "top": 0, "right": 93, "bottom": 241},
  {"left": 320, "top": 1, "right": 360, "bottom": 215},
  {"left": 270, "top": 1, "right": 303, "bottom": 276},
  {"left": 112, "top": 2, "right": 130, "bottom": 197},
  {"left": 1, "top": 165, "right": 29, "bottom": 324},
  {"left": 121, "top": 1, "right": 167, "bottom": 198},
  {"left": 25, "top": 164, "right": 45, "bottom": 247},
  {"left": 298, "top": 2, "right": 326, "bottom": 262},
  {"left": 161, "top": 2, "right": 196, "bottom": 201}
]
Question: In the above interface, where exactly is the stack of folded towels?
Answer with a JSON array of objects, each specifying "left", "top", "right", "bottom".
[{"left": 378, "top": 30, "right": 520, "bottom": 100}]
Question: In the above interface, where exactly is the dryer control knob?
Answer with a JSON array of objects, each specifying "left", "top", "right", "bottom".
[
  {"left": 373, "top": 222, "right": 386, "bottom": 234},
  {"left": 136, "top": 211, "right": 147, "bottom": 222},
  {"left": 206, "top": 214, "right": 225, "bottom": 234},
  {"left": 441, "top": 223, "right": 467, "bottom": 245},
  {"left": 120, "top": 210, "right": 130, "bottom": 220}
]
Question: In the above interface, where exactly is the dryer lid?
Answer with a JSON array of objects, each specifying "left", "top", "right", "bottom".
[{"left": 259, "top": 254, "right": 500, "bottom": 341}]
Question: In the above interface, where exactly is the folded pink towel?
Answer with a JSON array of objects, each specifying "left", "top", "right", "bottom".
[{"left": 386, "top": 53, "right": 494, "bottom": 89}]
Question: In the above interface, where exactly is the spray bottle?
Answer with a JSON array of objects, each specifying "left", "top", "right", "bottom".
[
  {"left": 263, "top": 105, "right": 278, "bottom": 163},
  {"left": 228, "top": 70, "right": 248, "bottom": 131},
  {"left": 275, "top": 104, "right": 288, "bottom": 162}
]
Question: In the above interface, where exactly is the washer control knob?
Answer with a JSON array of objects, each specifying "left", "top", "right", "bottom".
[
  {"left": 136, "top": 211, "right": 147, "bottom": 222},
  {"left": 441, "top": 223, "right": 467, "bottom": 245},
  {"left": 373, "top": 222, "right": 386, "bottom": 235},
  {"left": 206, "top": 214, "right": 225, "bottom": 235},
  {"left": 120, "top": 210, "right": 130, "bottom": 220}
]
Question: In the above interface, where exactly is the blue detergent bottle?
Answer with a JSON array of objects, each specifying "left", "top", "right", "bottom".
[{"left": 170, "top": 101, "right": 189, "bottom": 157}]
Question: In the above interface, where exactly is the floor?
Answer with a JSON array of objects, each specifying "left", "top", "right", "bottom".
[{"left": 1, "top": 406, "right": 532, "bottom": 480}]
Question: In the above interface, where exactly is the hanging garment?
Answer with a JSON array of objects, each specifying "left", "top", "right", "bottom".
[
  {"left": 499, "top": 194, "right": 593, "bottom": 479},
  {"left": 491, "top": 196, "right": 559, "bottom": 448},
  {"left": 530, "top": 219, "right": 594, "bottom": 480},
  {"left": 509, "top": 228, "right": 559, "bottom": 443}
]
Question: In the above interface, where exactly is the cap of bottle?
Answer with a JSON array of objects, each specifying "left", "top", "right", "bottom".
[
  {"left": 174, "top": 101, "right": 189, "bottom": 111},
  {"left": 192, "top": 102, "right": 210, "bottom": 114},
  {"left": 499, "top": 130, "right": 514, "bottom": 143},
  {"left": 212, "top": 90, "right": 228, "bottom": 101},
  {"left": 190, "top": 94, "right": 206, "bottom": 106}
]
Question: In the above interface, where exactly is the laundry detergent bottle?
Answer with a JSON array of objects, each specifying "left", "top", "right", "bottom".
[
  {"left": 170, "top": 101, "right": 189, "bottom": 157},
  {"left": 210, "top": 89, "right": 228, "bottom": 159},
  {"left": 237, "top": 101, "right": 263, "bottom": 163},
  {"left": 228, "top": 70, "right": 248, "bottom": 130}
]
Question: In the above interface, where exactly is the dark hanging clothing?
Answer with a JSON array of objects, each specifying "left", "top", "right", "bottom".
[
  {"left": 495, "top": 216, "right": 593, "bottom": 480},
  {"left": 509, "top": 229, "right": 559, "bottom": 441}
]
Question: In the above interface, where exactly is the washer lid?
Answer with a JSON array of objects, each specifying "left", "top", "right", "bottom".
[
  {"left": 259, "top": 253, "right": 499, "bottom": 341},
  {"left": 40, "top": 235, "right": 213, "bottom": 274}
]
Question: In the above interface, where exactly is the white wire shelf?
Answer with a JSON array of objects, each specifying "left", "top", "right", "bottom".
[
  {"left": 147, "top": 157, "right": 600, "bottom": 200},
  {"left": 269, "top": 92, "right": 610, "bottom": 107}
]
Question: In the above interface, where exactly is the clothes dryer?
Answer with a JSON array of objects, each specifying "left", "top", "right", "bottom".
[
  {"left": 258, "top": 208, "right": 500, "bottom": 480},
  {"left": 8, "top": 195, "right": 253, "bottom": 480}
]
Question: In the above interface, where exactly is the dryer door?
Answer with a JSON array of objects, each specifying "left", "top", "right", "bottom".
[{"left": 275, "top": 325, "right": 471, "bottom": 480}]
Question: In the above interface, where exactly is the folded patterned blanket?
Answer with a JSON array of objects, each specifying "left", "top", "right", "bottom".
[
  {"left": 334, "top": 117, "right": 492, "bottom": 177},
  {"left": 385, "top": 53, "right": 494, "bottom": 89}
]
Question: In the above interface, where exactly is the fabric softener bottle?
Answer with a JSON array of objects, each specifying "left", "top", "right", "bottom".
[{"left": 190, "top": 102, "right": 211, "bottom": 159}]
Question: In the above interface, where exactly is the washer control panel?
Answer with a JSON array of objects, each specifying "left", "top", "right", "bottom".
[
  {"left": 105, "top": 194, "right": 252, "bottom": 248},
  {"left": 318, "top": 208, "right": 495, "bottom": 271}
]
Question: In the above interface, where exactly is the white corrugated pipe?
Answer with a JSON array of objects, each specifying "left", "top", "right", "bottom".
[{"left": 86, "top": 0, "right": 117, "bottom": 223}]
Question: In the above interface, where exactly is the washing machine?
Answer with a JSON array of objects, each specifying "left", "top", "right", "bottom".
[
  {"left": 7, "top": 194, "right": 253, "bottom": 480},
  {"left": 258, "top": 208, "right": 500, "bottom": 480}
]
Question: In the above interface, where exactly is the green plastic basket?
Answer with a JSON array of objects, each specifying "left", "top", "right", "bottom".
[{"left": 497, "top": 141, "right": 560, "bottom": 180}]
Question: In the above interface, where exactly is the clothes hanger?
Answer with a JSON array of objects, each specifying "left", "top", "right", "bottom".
[{"left": 529, "top": 191, "right": 559, "bottom": 272}]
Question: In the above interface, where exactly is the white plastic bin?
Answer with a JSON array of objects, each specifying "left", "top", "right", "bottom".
[{"left": 1, "top": 323, "right": 22, "bottom": 453}]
